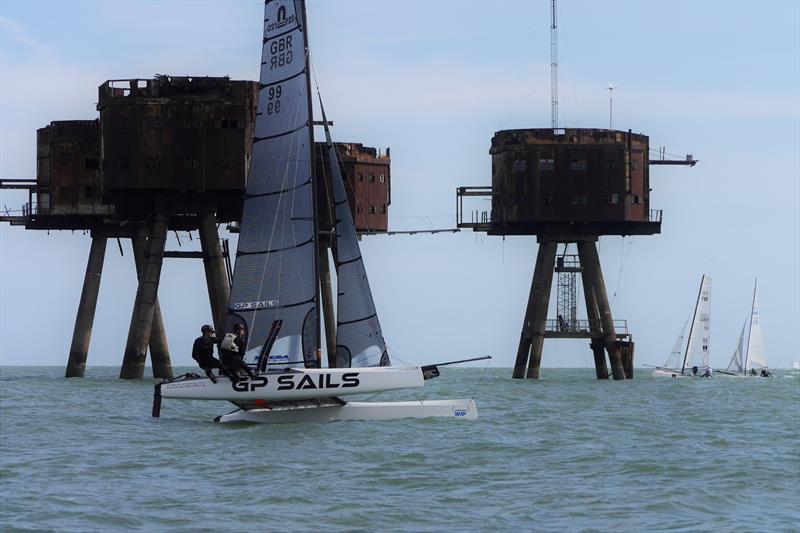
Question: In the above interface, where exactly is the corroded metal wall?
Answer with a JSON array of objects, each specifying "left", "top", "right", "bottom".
[{"left": 489, "top": 128, "right": 653, "bottom": 236}]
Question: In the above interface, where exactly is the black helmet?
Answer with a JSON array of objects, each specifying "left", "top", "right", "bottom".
[{"left": 201, "top": 324, "right": 215, "bottom": 334}]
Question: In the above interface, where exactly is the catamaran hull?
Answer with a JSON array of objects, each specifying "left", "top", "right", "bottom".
[
  {"left": 214, "top": 399, "right": 478, "bottom": 423},
  {"left": 159, "top": 367, "right": 424, "bottom": 402},
  {"left": 652, "top": 368, "right": 711, "bottom": 378}
]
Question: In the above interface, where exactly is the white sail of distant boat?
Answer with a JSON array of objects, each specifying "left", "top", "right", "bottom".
[
  {"left": 152, "top": 0, "right": 483, "bottom": 423},
  {"left": 725, "top": 278, "right": 770, "bottom": 377},
  {"left": 653, "top": 275, "right": 711, "bottom": 377}
]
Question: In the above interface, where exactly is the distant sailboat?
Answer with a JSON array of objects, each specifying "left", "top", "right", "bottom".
[
  {"left": 724, "top": 279, "right": 771, "bottom": 377},
  {"left": 653, "top": 275, "right": 712, "bottom": 378}
]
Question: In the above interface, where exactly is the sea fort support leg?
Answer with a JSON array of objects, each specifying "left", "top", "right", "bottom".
[
  {"left": 120, "top": 212, "right": 168, "bottom": 379},
  {"left": 198, "top": 209, "right": 231, "bottom": 334},
  {"left": 131, "top": 234, "right": 173, "bottom": 379},
  {"left": 513, "top": 241, "right": 557, "bottom": 379},
  {"left": 65, "top": 234, "right": 107, "bottom": 378},
  {"left": 579, "top": 260, "right": 609, "bottom": 379},
  {"left": 578, "top": 240, "right": 625, "bottom": 380}
]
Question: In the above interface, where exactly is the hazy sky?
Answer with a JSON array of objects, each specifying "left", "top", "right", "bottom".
[{"left": 1, "top": 1, "right": 798, "bottom": 371}]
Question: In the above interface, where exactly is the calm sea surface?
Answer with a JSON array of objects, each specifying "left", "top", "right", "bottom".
[{"left": 1, "top": 366, "right": 798, "bottom": 532}]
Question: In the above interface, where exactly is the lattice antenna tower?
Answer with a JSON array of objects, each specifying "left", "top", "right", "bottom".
[{"left": 550, "top": 0, "right": 558, "bottom": 129}]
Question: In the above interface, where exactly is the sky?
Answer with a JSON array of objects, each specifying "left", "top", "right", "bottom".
[{"left": 1, "top": 0, "right": 798, "bottom": 371}]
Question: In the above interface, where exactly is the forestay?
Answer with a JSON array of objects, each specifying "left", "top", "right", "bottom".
[
  {"left": 319, "top": 103, "right": 390, "bottom": 368},
  {"left": 227, "top": 0, "right": 318, "bottom": 368}
]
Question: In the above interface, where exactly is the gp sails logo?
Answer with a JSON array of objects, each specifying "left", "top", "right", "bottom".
[{"left": 233, "top": 300, "right": 278, "bottom": 311}]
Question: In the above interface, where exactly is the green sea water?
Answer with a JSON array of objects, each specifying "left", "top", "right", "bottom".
[{"left": 1, "top": 366, "right": 798, "bottom": 532}]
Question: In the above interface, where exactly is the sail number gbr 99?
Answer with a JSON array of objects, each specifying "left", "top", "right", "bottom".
[
  {"left": 268, "top": 36, "right": 293, "bottom": 71},
  {"left": 231, "top": 372, "right": 360, "bottom": 392}
]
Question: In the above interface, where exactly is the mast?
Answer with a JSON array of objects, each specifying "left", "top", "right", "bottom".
[
  {"left": 744, "top": 277, "right": 757, "bottom": 372},
  {"left": 682, "top": 274, "right": 705, "bottom": 374},
  {"left": 299, "top": 0, "right": 321, "bottom": 366}
]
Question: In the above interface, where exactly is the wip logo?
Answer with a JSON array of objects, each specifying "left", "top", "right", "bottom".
[
  {"left": 453, "top": 409, "right": 467, "bottom": 417},
  {"left": 231, "top": 376, "right": 268, "bottom": 392}
]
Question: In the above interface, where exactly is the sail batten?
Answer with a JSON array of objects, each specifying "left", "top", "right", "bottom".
[{"left": 226, "top": 0, "right": 318, "bottom": 369}]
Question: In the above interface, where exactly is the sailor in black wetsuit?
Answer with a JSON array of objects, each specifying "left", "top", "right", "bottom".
[
  {"left": 219, "top": 323, "right": 256, "bottom": 381},
  {"left": 191, "top": 325, "right": 229, "bottom": 383}
]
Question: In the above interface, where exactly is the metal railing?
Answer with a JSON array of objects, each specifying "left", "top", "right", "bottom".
[
  {"left": 649, "top": 209, "right": 662, "bottom": 223},
  {"left": 544, "top": 318, "right": 628, "bottom": 335},
  {"left": 456, "top": 186, "right": 495, "bottom": 229}
]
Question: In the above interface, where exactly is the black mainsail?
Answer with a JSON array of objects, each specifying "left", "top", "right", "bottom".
[
  {"left": 227, "top": 0, "right": 318, "bottom": 368},
  {"left": 319, "top": 103, "right": 390, "bottom": 368}
]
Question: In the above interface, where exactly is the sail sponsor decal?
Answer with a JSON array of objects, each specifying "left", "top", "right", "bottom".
[
  {"left": 233, "top": 300, "right": 279, "bottom": 311},
  {"left": 229, "top": 372, "right": 361, "bottom": 392}
]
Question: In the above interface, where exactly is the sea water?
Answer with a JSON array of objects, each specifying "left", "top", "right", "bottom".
[{"left": 1, "top": 367, "right": 798, "bottom": 532}]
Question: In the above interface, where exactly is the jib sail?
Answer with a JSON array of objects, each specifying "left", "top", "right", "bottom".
[{"left": 319, "top": 103, "right": 390, "bottom": 368}]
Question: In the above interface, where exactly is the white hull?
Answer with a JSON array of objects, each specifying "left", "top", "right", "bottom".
[
  {"left": 159, "top": 367, "right": 423, "bottom": 402},
  {"left": 652, "top": 368, "right": 711, "bottom": 378},
  {"left": 215, "top": 399, "right": 478, "bottom": 424}
]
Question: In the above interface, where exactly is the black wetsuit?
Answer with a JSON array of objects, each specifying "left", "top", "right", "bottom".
[
  {"left": 191, "top": 335, "right": 226, "bottom": 382},
  {"left": 220, "top": 334, "right": 255, "bottom": 380}
]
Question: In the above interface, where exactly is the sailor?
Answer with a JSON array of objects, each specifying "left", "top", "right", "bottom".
[
  {"left": 749, "top": 368, "right": 758, "bottom": 376},
  {"left": 702, "top": 367, "right": 713, "bottom": 378},
  {"left": 691, "top": 366, "right": 698, "bottom": 376},
  {"left": 760, "top": 369, "right": 772, "bottom": 377},
  {"left": 219, "top": 323, "right": 256, "bottom": 381},
  {"left": 191, "top": 325, "right": 228, "bottom": 383}
]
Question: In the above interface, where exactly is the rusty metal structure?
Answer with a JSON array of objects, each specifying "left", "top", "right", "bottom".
[
  {"left": 1, "top": 75, "right": 391, "bottom": 379},
  {"left": 458, "top": 127, "right": 695, "bottom": 379}
]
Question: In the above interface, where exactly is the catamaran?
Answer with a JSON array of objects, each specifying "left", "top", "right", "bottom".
[
  {"left": 652, "top": 275, "right": 712, "bottom": 378},
  {"left": 723, "top": 278, "right": 771, "bottom": 377},
  {"left": 153, "top": 0, "right": 481, "bottom": 423}
]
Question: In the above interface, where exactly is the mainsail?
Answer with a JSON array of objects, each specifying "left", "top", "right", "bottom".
[
  {"left": 227, "top": 0, "right": 319, "bottom": 368},
  {"left": 318, "top": 102, "right": 390, "bottom": 368},
  {"left": 682, "top": 275, "right": 711, "bottom": 373},
  {"left": 745, "top": 279, "right": 767, "bottom": 370}
]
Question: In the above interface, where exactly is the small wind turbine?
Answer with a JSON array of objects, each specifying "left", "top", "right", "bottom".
[{"left": 607, "top": 82, "right": 615, "bottom": 130}]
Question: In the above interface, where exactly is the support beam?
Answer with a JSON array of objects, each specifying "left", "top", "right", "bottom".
[
  {"left": 120, "top": 213, "right": 168, "bottom": 379},
  {"left": 132, "top": 234, "right": 173, "bottom": 379},
  {"left": 318, "top": 243, "right": 337, "bottom": 368},
  {"left": 198, "top": 211, "right": 231, "bottom": 334},
  {"left": 513, "top": 241, "right": 557, "bottom": 379},
  {"left": 578, "top": 240, "right": 625, "bottom": 380},
  {"left": 579, "top": 265, "right": 609, "bottom": 379},
  {"left": 65, "top": 236, "right": 107, "bottom": 378}
]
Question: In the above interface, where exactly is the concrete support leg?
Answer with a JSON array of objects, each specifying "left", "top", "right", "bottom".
[
  {"left": 513, "top": 241, "right": 557, "bottom": 379},
  {"left": 578, "top": 240, "right": 625, "bottom": 380},
  {"left": 65, "top": 236, "right": 107, "bottom": 378},
  {"left": 132, "top": 234, "right": 173, "bottom": 379},
  {"left": 318, "top": 243, "right": 337, "bottom": 368},
  {"left": 198, "top": 211, "right": 231, "bottom": 334},
  {"left": 580, "top": 268, "right": 609, "bottom": 379},
  {"left": 120, "top": 213, "right": 169, "bottom": 379}
]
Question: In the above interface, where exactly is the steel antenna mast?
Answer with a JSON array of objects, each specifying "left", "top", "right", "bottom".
[{"left": 550, "top": 0, "right": 558, "bottom": 129}]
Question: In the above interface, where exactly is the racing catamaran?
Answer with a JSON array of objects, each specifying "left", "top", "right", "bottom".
[
  {"left": 723, "top": 278, "right": 771, "bottom": 377},
  {"left": 153, "top": 0, "right": 481, "bottom": 423},
  {"left": 652, "top": 275, "right": 712, "bottom": 378}
]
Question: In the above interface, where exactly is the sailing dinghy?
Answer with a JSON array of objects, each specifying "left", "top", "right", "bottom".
[
  {"left": 153, "top": 0, "right": 481, "bottom": 423},
  {"left": 723, "top": 278, "right": 771, "bottom": 377},
  {"left": 652, "top": 275, "right": 712, "bottom": 378}
]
